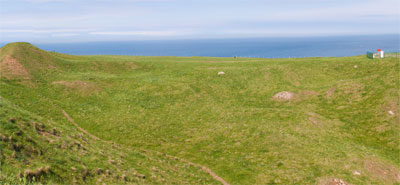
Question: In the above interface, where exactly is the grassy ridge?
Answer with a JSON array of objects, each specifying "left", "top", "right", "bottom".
[{"left": 1, "top": 42, "right": 399, "bottom": 184}]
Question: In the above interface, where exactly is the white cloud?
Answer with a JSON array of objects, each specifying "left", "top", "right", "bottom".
[
  {"left": 51, "top": 33, "right": 79, "bottom": 37},
  {"left": 0, "top": 29, "right": 87, "bottom": 33},
  {"left": 89, "top": 31, "right": 181, "bottom": 36},
  {"left": 24, "top": 0, "right": 68, "bottom": 3},
  {"left": 23, "top": 0, "right": 174, "bottom": 3},
  {"left": 1, "top": 0, "right": 398, "bottom": 42}
]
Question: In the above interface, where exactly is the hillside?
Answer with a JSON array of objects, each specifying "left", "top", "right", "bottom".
[
  {"left": 0, "top": 43, "right": 225, "bottom": 184},
  {"left": 0, "top": 42, "right": 399, "bottom": 184}
]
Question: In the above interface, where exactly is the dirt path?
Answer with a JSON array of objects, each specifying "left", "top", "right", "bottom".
[
  {"left": 152, "top": 151, "right": 230, "bottom": 185},
  {"left": 61, "top": 110, "right": 229, "bottom": 185},
  {"left": 61, "top": 110, "right": 99, "bottom": 140}
]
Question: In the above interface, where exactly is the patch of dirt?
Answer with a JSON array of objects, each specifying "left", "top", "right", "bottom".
[
  {"left": 52, "top": 81, "right": 88, "bottom": 87},
  {"left": 335, "top": 82, "right": 364, "bottom": 100},
  {"left": 206, "top": 61, "right": 240, "bottom": 63},
  {"left": 126, "top": 62, "right": 138, "bottom": 69},
  {"left": 375, "top": 123, "right": 391, "bottom": 133},
  {"left": 381, "top": 100, "right": 399, "bottom": 118},
  {"left": 364, "top": 158, "right": 400, "bottom": 183},
  {"left": 0, "top": 55, "right": 30, "bottom": 80},
  {"left": 298, "top": 90, "right": 319, "bottom": 100},
  {"left": 342, "top": 82, "right": 363, "bottom": 95},
  {"left": 52, "top": 81, "right": 99, "bottom": 94},
  {"left": 326, "top": 87, "right": 336, "bottom": 98},
  {"left": 32, "top": 122, "right": 60, "bottom": 143},
  {"left": 19, "top": 166, "right": 51, "bottom": 181},
  {"left": 273, "top": 91, "right": 296, "bottom": 101},
  {"left": 309, "top": 117, "right": 320, "bottom": 126},
  {"left": 306, "top": 112, "right": 325, "bottom": 126},
  {"left": 320, "top": 178, "right": 349, "bottom": 185},
  {"left": 62, "top": 110, "right": 99, "bottom": 141},
  {"left": 47, "top": 65, "right": 58, "bottom": 70},
  {"left": 301, "top": 90, "right": 319, "bottom": 96},
  {"left": 187, "top": 60, "right": 245, "bottom": 63}
]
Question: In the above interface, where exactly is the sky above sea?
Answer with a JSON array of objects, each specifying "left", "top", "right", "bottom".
[{"left": 1, "top": 0, "right": 399, "bottom": 43}]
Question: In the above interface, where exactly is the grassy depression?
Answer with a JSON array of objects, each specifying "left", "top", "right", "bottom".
[{"left": 1, "top": 42, "right": 399, "bottom": 184}]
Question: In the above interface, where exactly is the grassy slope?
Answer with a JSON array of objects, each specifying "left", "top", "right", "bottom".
[
  {"left": 0, "top": 43, "right": 218, "bottom": 184},
  {"left": 1, "top": 42, "right": 399, "bottom": 184}
]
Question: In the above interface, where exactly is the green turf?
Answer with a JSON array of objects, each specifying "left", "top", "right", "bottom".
[{"left": 1, "top": 42, "right": 399, "bottom": 184}]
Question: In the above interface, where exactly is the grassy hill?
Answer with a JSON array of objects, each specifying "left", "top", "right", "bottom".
[{"left": 1, "top": 42, "right": 399, "bottom": 184}]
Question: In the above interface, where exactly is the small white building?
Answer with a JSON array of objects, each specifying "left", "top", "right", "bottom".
[{"left": 367, "top": 49, "right": 384, "bottom": 59}]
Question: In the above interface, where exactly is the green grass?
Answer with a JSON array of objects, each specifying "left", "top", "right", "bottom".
[
  {"left": 385, "top": 52, "right": 400, "bottom": 58},
  {"left": 1, "top": 42, "right": 399, "bottom": 184}
]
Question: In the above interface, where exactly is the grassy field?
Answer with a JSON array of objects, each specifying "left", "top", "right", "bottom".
[{"left": 1, "top": 42, "right": 399, "bottom": 184}]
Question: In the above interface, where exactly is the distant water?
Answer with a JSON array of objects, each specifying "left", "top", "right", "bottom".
[{"left": 6, "top": 35, "right": 400, "bottom": 58}]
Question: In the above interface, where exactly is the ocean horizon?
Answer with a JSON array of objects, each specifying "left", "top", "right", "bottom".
[{"left": 2, "top": 34, "right": 399, "bottom": 58}]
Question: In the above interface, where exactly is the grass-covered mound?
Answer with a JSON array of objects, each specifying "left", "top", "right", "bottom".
[{"left": 1, "top": 42, "right": 399, "bottom": 184}]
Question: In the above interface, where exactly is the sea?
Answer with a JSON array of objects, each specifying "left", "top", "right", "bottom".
[{"left": 4, "top": 35, "right": 400, "bottom": 58}]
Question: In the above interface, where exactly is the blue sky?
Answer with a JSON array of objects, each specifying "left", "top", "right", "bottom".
[{"left": 0, "top": 0, "right": 399, "bottom": 43}]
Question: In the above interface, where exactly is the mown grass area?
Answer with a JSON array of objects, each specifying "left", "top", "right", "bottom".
[{"left": 1, "top": 42, "right": 399, "bottom": 184}]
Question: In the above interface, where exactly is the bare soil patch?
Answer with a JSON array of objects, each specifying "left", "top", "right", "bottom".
[
  {"left": 342, "top": 82, "right": 363, "bottom": 95},
  {"left": 381, "top": 99, "right": 399, "bottom": 118},
  {"left": 20, "top": 166, "right": 51, "bottom": 181},
  {"left": 326, "top": 87, "right": 336, "bottom": 98},
  {"left": 338, "top": 82, "right": 364, "bottom": 100},
  {"left": 364, "top": 158, "right": 400, "bottom": 183},
  {"left": 309, "top": 117, "right": 320, "bottom": 126},
  {"left": 324, "top": 178, "right": 348, "bottom": 185},
  {"left": 62, "top": 110, "right": 99, "bottom": 141},
  {"left": 301, "top": 90, "right": 319, "bottom": 96},
  {"left": 206, "top": 61, "right": 241, "bottom": 63},
  {"left": 0, "top": 55, "right": 30, "bottom": 80},
  {"left": 189, "top": 60, "right": 244, "bottom": 63},
  {"left": 306, "top": 112, "right": 326, "bottom": 127},
  {"left": 52, "top": 81, "right": 89, "bottom": 88},
  {"left": 52, "top": 81, "right": 99, "bottom": 94},
  {"left": 126, "top": 62, "right": 138, "bottom": 69},
  {"left": 299, "top": 90, "right": 319, "bottom": 100},
  {"left": 320, "top": 178, "right": 349, "bottom": 185},
  {"left": 273, "top": 90, "right": 318, "bottom": 101},
  {"left": 273, "top": 91, "right": 296, "bottom": 101}
]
